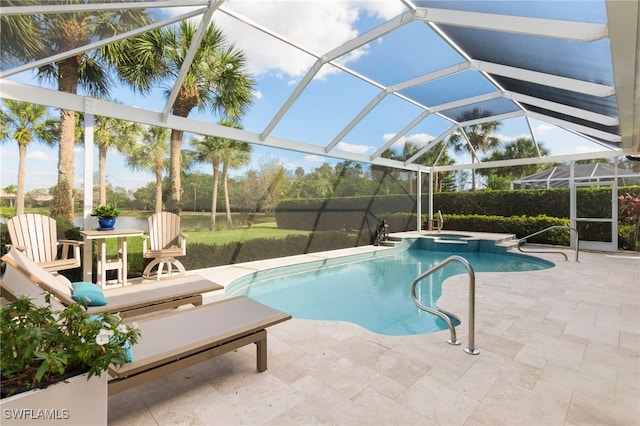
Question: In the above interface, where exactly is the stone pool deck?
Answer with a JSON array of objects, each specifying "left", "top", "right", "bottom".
[{"left": 109, "top": 233, "right": 639, "bottom": 425}]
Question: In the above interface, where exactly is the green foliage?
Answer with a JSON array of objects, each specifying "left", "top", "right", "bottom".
[
  {"left": 619, "top": 224, "right": 638, "bottom": 251},
  {"left": 91, "top": 203, "right": 121, "bottom": 218},
  {"left": 484, "top": 174, "right": 514, "bottom": 191},
  {"left": 433, "top": 188, "right": 572, "bottom": 217},
  {"left": 180, "top": 231, "right": 364, "bottom": 269},
  {"left": 275, "top": 194, "right": 418, "bottom": 231},
  {"left": 439, "top": 214, "right": 571, "bottom": 244},
  {"left": 618, "top": 192, "right": 640, "bottom": 250},
  {"left": 1, "top": 296, "right": 140, "bottom": 397}
]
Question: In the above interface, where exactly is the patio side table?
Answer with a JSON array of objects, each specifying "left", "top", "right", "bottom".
[{"left": 80, "top": 229, "right": 144, "bottom": 288}]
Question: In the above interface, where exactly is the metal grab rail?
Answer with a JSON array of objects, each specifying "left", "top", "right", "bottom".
[
  {"left": 410, "top": 255, "right": 479, "bottom": 355},
  {"left": 517, "top": 225, "right": 579, "bottom": 262}
]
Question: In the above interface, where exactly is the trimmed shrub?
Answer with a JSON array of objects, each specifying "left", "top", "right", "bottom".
[
  {"left": 181, "top": 231, "right": 365, "bottom": 270},
  {"left": 438, "top": 214, "right": 571, "bottom": 244}
]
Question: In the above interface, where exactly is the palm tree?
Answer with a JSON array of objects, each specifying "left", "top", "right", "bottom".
[
  {"left": 448, "top": 108, "right": 501, "bottom": 190},
  {"left": 0, "top": 0, "right": 43, "bottom": 64},
  {"left": 92, "top": 114, "right": 142, "bottom": 205},
  {"left": 124, "top": 126, "right": 170, "bottom": 213},
  {"left": 401, "top": 140, "right": 455, "bottom": 193},
  {"left": 0, "top": 100, "right": 58, "bottom": 214},
  {"left": 480, "top": 138, "right": 552, "bottom": 179},
  {"left": 113, "top": 20, "right": 255, "bottom": 214},
  {"left": 1, "top": 5, "right": 149, "bottom": 223},
  {"left": 371, "top": 149, "right": 402, "bottom": 195},
  {"left": 221, "top": 139, "right": 252, "bottom": 227},
  {"left": 190, "top": 135, "right": 224, "bottom": 231}
]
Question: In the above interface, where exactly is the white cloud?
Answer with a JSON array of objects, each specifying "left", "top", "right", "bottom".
[
  {"left": 382, "top": 132, "right": 435, "bottom": 150},
  {"left": 336, "top": 141, "right": 373, "bottom": 154},
  {"left": 304, "top": 154, "right": 326, "bottom": 163},
  {"left": 27, "top": 150, "right": 49, "bottom": 161},
  {"left": 495, "top": 132, "right": 531, "bottom": 142},
  {"left": 406, "top": 132, "right": 435, "bottom": 146},
  {"left": 534, "top": 123, "right": 555, "bottom": 135},
  {"left": 218, "top": 1, "right": 405, "bottom": 78}
]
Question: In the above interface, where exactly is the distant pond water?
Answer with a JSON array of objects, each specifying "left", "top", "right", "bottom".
[{"left": 75, "top": 215, "right": 215, "bottom": 231}]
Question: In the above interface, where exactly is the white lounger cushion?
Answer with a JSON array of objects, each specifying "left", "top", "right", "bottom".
[
  {"left": 1, "top": 247, "right": 223, "bottom": 316},
  {"left": 114, "top": 296, "right": 291, "bottom": 377},
  {"left": 108, "top": 295, "right": 291, "bottom": 394},
  {"left": 1, "top": 250, "right": 67, "bottom": 311}
]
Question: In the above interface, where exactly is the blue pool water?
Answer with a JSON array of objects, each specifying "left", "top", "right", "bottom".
[{"left": 226, "top": 247, "right": 553, "bottom": 336}]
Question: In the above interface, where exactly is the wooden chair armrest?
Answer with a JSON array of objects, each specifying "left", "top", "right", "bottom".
[
  {"left": 57, "top": 240, "right": 83, "bottom": 261},
  {"left": 142, "top": 234, "right": 149, "bottom": 253},
  {"left": 58, "top": 239, "right": 84, "bottom": 246},
  {"left": 179, "top": 233, "right": 188, "bottom": 252}
]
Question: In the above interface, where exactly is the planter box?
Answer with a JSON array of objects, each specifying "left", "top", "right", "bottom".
[{"left": 1, "top": 373, "right": 107, "bottom": 426}]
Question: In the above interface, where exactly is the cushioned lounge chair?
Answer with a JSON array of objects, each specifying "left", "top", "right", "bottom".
[
  {"left": 1, "top": 247, "right": 223, "bottom": 318},
  {"left": 1, "top": 248, "right": 291, "bottom": 396},
  {"left": 108, "top": 296, "right": 291, "bottom": 395}
]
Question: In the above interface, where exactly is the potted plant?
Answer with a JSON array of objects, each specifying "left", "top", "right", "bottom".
[
  {"left": 0, "top": 295, "right": 140, "bottom": 424},
  {"left": 91, "top": 203, "right": 121, "bottom": 230}
]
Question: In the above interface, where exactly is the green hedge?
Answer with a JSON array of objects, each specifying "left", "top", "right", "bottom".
[
  {"left": 274, "top": 186, "right": 640, "bottom": 250},
  {"left": 432, "top": 189, "right": 567, "bottom": 217},
  {"left": 275, "top": 195, "right": 418, "bottom": 231},
  {"left": 439, "top": 214, "right": 570, "bottom": 244},
  {"left": 275, "top": 186, "right": 640, "bottom": 232},
  {"left": 180, "top": 231, "right": 368, "bottom": 270}
]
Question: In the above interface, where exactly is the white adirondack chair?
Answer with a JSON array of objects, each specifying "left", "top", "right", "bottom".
[
  {"left": 6, "top": 213, "right": 83, "bottom": 273},
  {"left": 142, "top": 212, "right": 188, "bottom": 280}
]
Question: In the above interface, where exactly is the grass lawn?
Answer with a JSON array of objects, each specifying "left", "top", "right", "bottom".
[
  {"left": 99, "top": 221, "right": 312, "bottom": 272},
  {"left": 186, "top": 222, "right": 311, "bottom": 245}
]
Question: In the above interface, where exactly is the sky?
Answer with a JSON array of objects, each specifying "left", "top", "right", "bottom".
[{"left": 0, "top": 0, "right": 607, "bottom": 193}]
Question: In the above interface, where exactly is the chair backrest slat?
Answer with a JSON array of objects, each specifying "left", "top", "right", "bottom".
[
  {"left": 148, "top": 212, "right": 181, "bottom": 250},
  {"left": 7, "top": 214, "right": 57, "bottom": 263}
]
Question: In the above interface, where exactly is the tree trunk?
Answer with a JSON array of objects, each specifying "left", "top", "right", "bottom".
[
  {"left": 167, "top": 92, "right": 198, "bottom": 214},
  {"left": 99, "top": 146, "right": 107, "bottom": 205},
  {"left": 166, "top": 128, "right": 183, "bottom": 214},
  {"left": 223, "top": 163, "right": 233, "bottom": 227},
  {"left": 471, "top": 156, "right": 477, "bottom": 191},
  {"left": 51, "top": 57, "right": 81, "bottom": 223},
  {"left": 16, "top": 143, "right": 26, "bottom": 215},
  {"left": 154, "top": 157, "right": 163, "bottom": 213},
  {"left": 210, "top": 161, "right": 220, "bottom": 231}
]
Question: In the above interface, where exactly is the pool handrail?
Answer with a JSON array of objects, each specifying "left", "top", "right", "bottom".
[
  {"left": 517, "top": 225, "right": 579, "bottom": 262},
  {"left": 410, "top": 255, "right": 479, "bottom": 355}
]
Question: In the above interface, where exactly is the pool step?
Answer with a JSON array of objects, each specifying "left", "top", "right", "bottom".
[{"left": 496, "top": 237, "right": 520, "bottom": 250}]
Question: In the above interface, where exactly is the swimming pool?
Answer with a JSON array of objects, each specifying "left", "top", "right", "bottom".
[{"left": 226, "top": 244, "right": 554, "bottom": 336}]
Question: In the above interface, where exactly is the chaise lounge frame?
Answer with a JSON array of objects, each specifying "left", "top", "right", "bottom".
[{"left": 107, "top": 296, "right": 291, "bottom": 395}]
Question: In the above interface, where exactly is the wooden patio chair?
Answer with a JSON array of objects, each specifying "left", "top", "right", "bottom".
[
  {"left": 142, "top": 212, "right": 188, "bottom": 280},
  {"left": 1, "top": 247, "right": 223, "bottom": 319},
  {"left": 6, "top": 213, "right": 83, "bottom": 273}
]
